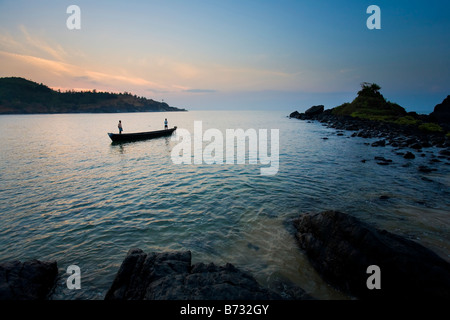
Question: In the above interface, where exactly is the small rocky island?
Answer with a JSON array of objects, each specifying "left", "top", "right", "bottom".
[{"left": 0, "top": 77, "right": 186, "bottom": 114}]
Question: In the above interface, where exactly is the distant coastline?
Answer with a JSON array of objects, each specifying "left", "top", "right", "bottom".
[{"left": 0, "top": 77, "right": 187, "bottom": 114}]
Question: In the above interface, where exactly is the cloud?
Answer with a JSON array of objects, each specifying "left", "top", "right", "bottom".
[
  {"left": 0, "top": 51, "right": 71, "bottom": 75},
  {"left": 0, "top": 26, "right": 190, "bottom": 95},
  {"left": 18, "top": 25, "right": 68, "bottom": 62},
  {"left": 0, "top": 50, "right": 176, "bottom": 94},
  {"left": 0, "top": 29, "right": 26, "bottom": 53}
]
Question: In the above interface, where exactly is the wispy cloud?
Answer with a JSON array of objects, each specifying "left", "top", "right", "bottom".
[
  {"left": 0, "top": 29, "right": 26, "bottom": 53},
  {"left": 17, "top": 25, "right": 68, "bottom": 62},
  {"left": 0, "top": 50, "right": 176, "bottom": 94},
  {"left": 0, "top": 51, "right": 71, "bottom": 75},
  {"left": 0, "top": 26, "right": 180, "bottom": 95},
  {"left": 183, "top": 89, "right": 217, "bottom": 93}
]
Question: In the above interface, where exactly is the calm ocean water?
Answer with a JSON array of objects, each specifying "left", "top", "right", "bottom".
[{"left": 0, "top": 110, "right": 449, "bottom": 300}]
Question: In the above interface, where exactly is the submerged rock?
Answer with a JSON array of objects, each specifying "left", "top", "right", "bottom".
[
  {"left": 374, "top": 156, "right": 392, "bottom": 162},
  {"left": 418, "top": 165, "right": 437, "bottom": 173},
  {"left": 292, "top": 210, "right": 450, "bottom": 299},
  {"left": 105, "top": 249, "right": 307, "bottom": 300},
  {"left": 374, "top": 156, "right": 392, "bottom": 165},
  {"left": 0, "top": 260, "right": 58, "bottom": 300},
  {"left": 371, "top": 140, "right": 386, "bottom": 147}
]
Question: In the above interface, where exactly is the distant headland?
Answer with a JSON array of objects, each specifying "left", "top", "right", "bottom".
[{"left": 0, "top": 77, "right": 187, "bottom": 114}]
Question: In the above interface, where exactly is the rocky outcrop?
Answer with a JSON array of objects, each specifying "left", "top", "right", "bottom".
[
  {"left": 105, "top": 249, "right": 309, "bottom": 300},
  {"left": 0, "top": 260, "right": 58, "bottom": 300},
  {"left": 430, "top": 95, "right": 450, "bottom": 125},
  {"left": 289, "top": 111, "right": 301, "bottom": 118},
  {"left": 292, "top": 211, "right": 450, "bottom": 299},
  {"left": 290, "top": 106, "right": 328, "bottom": 120},
  {"left": 305, "top": 105, "right": 324, "bottom": 116}
]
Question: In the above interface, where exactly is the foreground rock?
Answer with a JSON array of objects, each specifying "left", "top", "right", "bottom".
[
  {"left": 0, "top": 260, "right": 58, "bottom": 300},
  {"left": 293, "top": 211, "right": 450, "bottom": 299},
  {"left": 105, "top": 249, "right": 309, "bottom": 300}
]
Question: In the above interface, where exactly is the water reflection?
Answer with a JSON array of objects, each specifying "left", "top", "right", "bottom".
[{"left": 110, "top": 143, "right": 125, "bottom": 154}]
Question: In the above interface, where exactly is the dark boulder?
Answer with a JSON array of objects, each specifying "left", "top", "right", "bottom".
[
  {"left": 371, "top": 140, "right": 386, "bottom": 147},
  {"left": 0, "top": 260, "right": 58, "bottom": 300},
  {"left": 403, "top": 151, "right": 415, "bottom": 159},
  {"left": 289, "top": 111, "right": 301, "bottom": 119},
  {"left": 305, "top": 105, "right": 324, "bottom": 116},
  {"left": 105, "top": 249, "right": 305, "bottom": 300},
  {"left": 418, "top": 165, "right": 437, "bottom": 173},
  {"left": 292, "top": 211, "right": 450, "bottom": 299},
  {"left": 410, "top": 143, "right": 423, "bottom": 150}
]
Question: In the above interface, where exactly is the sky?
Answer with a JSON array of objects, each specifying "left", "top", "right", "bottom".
[{"left": 0, "top": 0, "right": 449, "bottom": 113}]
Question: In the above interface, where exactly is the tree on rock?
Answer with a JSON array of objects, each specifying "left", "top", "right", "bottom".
[
  {"left": 332, "top": 82, "right": 406, "bottom": 120},
  {"left": 358, "top": 82, "right": 381, "bottom": 98}
]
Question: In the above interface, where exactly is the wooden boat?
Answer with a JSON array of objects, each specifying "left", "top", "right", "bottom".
[{"left": 108, "top": 126, "right": 177, "bottom": 142}]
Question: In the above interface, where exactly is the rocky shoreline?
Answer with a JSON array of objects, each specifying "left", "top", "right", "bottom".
[
  {"left": 104, "top": 249, "right": 311, "bottom": 300},
  {"left": 0, "top": 249, "right": 312, "bottom": 300},
  {"left": 289, "top": 107, "right": 450, "bottom": 167}
]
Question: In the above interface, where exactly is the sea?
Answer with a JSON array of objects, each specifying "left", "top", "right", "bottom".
[{"left": 0, "top": 110, "right": 449, "bottom": 300}]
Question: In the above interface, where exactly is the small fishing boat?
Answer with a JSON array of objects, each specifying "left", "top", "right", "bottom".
[{"left": 108, "top": 126, "right": 177, "bottom": 142}]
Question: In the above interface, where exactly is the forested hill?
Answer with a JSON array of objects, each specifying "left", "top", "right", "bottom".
[{"left": 0, "top": 77, "right": 186, "bottom": 114}]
